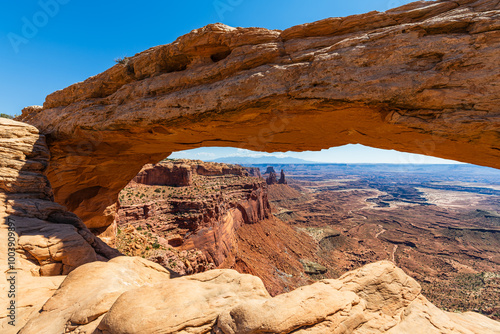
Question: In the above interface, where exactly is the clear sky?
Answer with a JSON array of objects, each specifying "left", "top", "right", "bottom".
[
  {"left": 169, "top": 145, "right": 463, "bottom": 164},
  {"left": 1, "top": 0, "right": 458, "bottom": 164}
]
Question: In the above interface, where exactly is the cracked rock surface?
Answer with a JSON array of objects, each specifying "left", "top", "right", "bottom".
[{"left": 17, "top": 260, "right": 500, "bottom": 334}]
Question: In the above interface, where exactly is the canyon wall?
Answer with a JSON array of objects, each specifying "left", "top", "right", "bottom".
[
  {"left": 117, "top": 161, "right": 323, "bottom": 294},
  {"left": 119, "top": 161, "right": 270, "bottom": 266},
  {"left": 17, "top": 0, "right": 500, "bottom": 230},
  {"left": 132, "top": 160, "right": 249, "bottom": 186},
  {"left": 132, "top": 162, "right": 193, "bottom": 186}
]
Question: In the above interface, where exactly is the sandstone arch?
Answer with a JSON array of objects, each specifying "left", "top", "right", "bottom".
[{"left": 20, "top": 0, "right": 500, "bottom": 229}]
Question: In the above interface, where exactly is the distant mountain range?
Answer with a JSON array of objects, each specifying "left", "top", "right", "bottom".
[{"left": 211, "top": 156, "right": 318, "bottom": 165}]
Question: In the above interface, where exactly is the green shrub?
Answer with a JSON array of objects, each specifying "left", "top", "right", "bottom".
[
  {"left": 114, "top": 56, "right": 130, "bottom": 65},
  {"left": 0, "top": 113, "right": 14, "bottom": 119}
]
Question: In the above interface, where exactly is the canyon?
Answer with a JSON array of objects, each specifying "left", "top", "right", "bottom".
[
  {"left": 264, "top": 163, "right": 500, "bottom": 319},
  {"left": 1, "top": 0, "right": 500, "bottom": 332},
  {"left": 113, "top": 160, "right": 500, "bottom": 319},
  {"left": 115, "top": 160, "right": 316, "bottom": 295}
]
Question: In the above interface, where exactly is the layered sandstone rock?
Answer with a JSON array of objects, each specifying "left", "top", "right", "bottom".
[
  {"left": 15, "top": 260, "right": 500, "bottom": 333},
  {"left": 131, "top": 160, "right": 251, "bottom": 187},
  {"left": 18, "top": 0, "right": 500, "bottom": 230},
  {"left": 266, "top": 171, "right": 278, "bottom": 185},
  {"left": 18, "top": 256, "right": 169, "bottom": 334},
  {"left": 118, "top": 160, "right": 324, "bottom": 294},
  {"left": 0, "top": 119, "right": 118, "bottom": 274},
  {"left": 0, "top": 119, "right": 120, "bottom": 332},
  {"left": 118, "top": 161, "right": 271, "bottom": 267},
  {"left": 191, "top": 160, "right": 248, "bottom": 177},
  {"left": 279, "top": 169, "right": 287, "bottom": 184},
  {"left": 245, "top": 167, "right": 262, "bottom": 178},
  {"left": 133, "top": 162, "right": 192, "bottom": 186}
]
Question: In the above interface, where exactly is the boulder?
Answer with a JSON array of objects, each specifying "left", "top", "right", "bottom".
[
  {"left": 18, "top": 256, "right": 169, "bottom": 334},
  {"left": 15, "top": 260, "right": 499, "bottom": 333}
]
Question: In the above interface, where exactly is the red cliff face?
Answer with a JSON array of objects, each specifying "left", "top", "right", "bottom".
[
  {"left": 245, "top": 167, "right": 262, "bottom": 178},
  {"left": 133, "top": 162, "right": 192, "bottom": 186},
  {"left": 116, "top": 162, "right": 318, "bottom": 296},
  {"left": 195, "top": 163, "right": 248, "bottom": 177},
  {"left": 180, "top": 182, "right": 271, "bottom": 265},
  {"left": 117, "top": 160, "right": 270, "bottom": 269}
]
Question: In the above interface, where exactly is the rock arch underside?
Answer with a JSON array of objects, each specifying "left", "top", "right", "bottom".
[
  {"left": 20, "top": 0, "right": 500, "bottom": 231},
  {"left": 3, "top": 0, "right": 500, "bottom": 333}
]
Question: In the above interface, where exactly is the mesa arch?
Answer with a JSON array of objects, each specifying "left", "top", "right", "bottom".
[{"left": 19, "top": 0, "right": 500, "bottom": 231}]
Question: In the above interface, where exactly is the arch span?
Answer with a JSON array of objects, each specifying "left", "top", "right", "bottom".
[{"left": 20, "top": 0, "right": 500, "bottom": 229}]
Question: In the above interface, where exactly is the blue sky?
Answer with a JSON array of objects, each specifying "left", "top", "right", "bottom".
[
  {"left": 169, "top": 146, "right": 463, "bottom": 164},
  {"left": 1, "top": 0, "right": 458, "bottom": 164}
]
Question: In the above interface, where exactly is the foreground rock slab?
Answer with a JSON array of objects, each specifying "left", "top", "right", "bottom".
[
  {"left": 19, "top": 256, "right": 169, "bottom": 334},
  {"left": 18, "top": 0, "right": 500, "bottom": 229},
  {"left": 15, "top": 260, "right": 500, "bottom": 334}
]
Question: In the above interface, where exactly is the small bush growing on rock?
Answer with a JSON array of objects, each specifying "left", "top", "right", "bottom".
[{"left": 114, "top": 56, "right": 130, "bottom": 65}]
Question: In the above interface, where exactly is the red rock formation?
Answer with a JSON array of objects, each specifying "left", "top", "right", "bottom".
[
  {"left": 194, "top": 163, "right": 247, "bottom": 176},
  {"left": 266, "top": 169, "right": 287, "bottom": 185},
  {"left": 116, "top": 160, "right": 325, "bottom": 294},
  {"left": 266, "top": 171, "right": 278, "bottom": 185},
  {"left": 265, "top": 167, "right": 276, "bottom": 175},
  {"left": 118, "top": 161, "right": 271, "bottom": 266},
  {"left": 133, "top": 162, "right": 192, "bottom": 186},
  {"left": 279, "top": 169, "right": 287, "bottom": 184},
  {"left": 18, "top": 0, "right": 500, "bottom": 234},
  {"left": 245, "top": 167, "right": 262, "bottom": 178}
]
